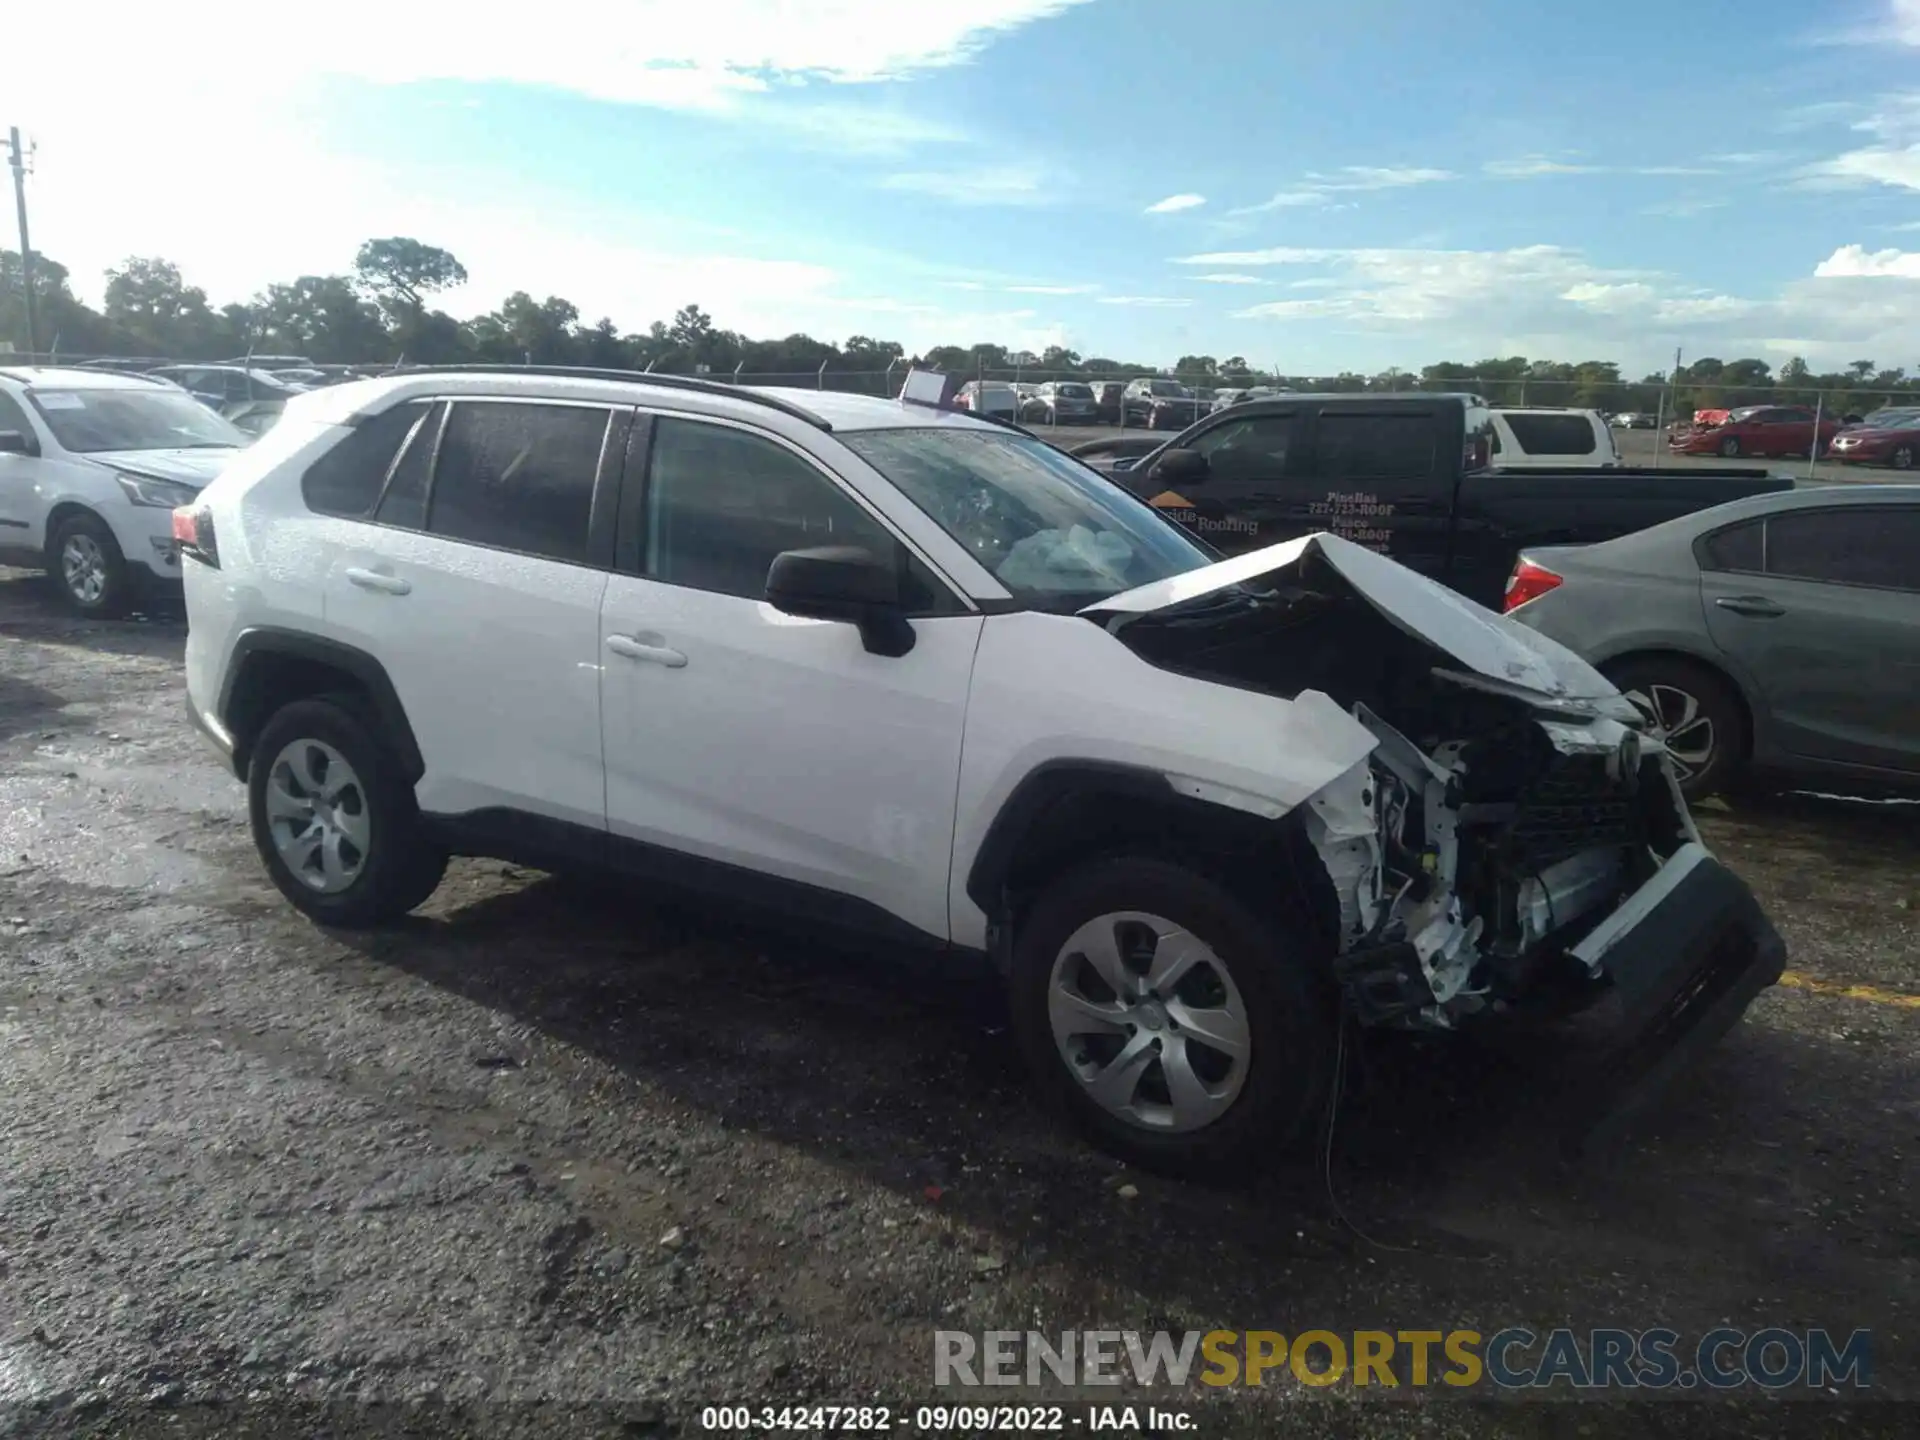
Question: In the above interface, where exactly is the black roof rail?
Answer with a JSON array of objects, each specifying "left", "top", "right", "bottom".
[{"left": 387, "top": 363, "right": 834, "bottom": 432}]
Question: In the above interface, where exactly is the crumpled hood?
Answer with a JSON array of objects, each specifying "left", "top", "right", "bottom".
[
  {"left": 89, "top": 448, "right": 241, "bottom": 488},
  {"left": 1082, "top": 531, "right": 1618, "bottom": 701}
]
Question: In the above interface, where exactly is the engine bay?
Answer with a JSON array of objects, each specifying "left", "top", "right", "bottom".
[{"left": 1098, "top": 551, "right": 1699, "bottom": 1029}]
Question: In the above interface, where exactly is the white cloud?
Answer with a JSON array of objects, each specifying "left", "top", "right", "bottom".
[
  {"left": 1144, "top": 193, "right": 1207, "bottom": 214},
  {"left": 1097, "top": 296, "right": 1193, "bottom": 308},
  {"left": 1229, "top": 165, "right": 1455, "bottom": 214},
  {"left": 1813, "top": 243, "right": 1920, "bottom": 277},
  {"left": 12, "top": 2, "right": 1097, "bottom": 112},
  {"left": 1191, "top": 274, "right": 1269, "bottom": 284},
  {"left": 1810, "top": 142, "right": 1920, "bottom": 190},
  {"left": 881, "top": 166, "right": 1056, "bottom": 205},
  {"left": 1486, "top": 155, "right": 1721, "bottom": 179},
  {"left": 1005, "top": 284, "right": 1098, "bottom": 295},
  {"left": 1167, "top": 236, "right": 1920, "bottom": 371}
]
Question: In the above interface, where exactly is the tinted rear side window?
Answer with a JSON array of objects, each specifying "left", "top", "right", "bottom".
[
  {"left": 301, "top": 401, "right": 432, "bottom": 518},
  {"left": 1767, "top": 507, "right": 1920, "bottom": 592},
  {"left": 1504, "top": 414, "right": 1597, "bottom": 456},
  {"left": 427, "top": 401, "right": 609, "bottom": 565},
  {"left": 1312, "top": 413, "right": 1436, "bottom": 480},
  {"left": 1698, "top": 518, "right": 1763, "bottom": 573},
  {"left": 373, "top": 402, "right": 444, "bottom": 531}
]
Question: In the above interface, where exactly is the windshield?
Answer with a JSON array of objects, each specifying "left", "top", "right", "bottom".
[
  {"left": 1055, "top": 383, "right": 1093, "bottom": 398},
  {"left": 1862, "top": 408, "right": 1920, "bottom": 427},
  {"left": 1149, "top": 380, "right": 1190, "bottom": 397},
  {"left": 842, "top": 427, "right": 1210, "bottom": 610},
  {"left": 28, "top": 389, "right": 247, "bottom": 454}
]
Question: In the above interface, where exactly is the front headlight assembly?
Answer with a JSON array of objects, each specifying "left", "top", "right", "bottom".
[{"left": 115, "top": 473, "right": 201, "bottom": 510}]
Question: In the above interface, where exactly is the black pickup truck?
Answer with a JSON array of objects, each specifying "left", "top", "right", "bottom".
[{"left": 1073, "top": 392, "right": 1795, "bottom": 609}]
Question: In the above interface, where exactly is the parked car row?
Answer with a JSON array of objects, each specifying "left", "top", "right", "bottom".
[{"left": 1664, "top": 403, "right": 1920, "bottom": 466}]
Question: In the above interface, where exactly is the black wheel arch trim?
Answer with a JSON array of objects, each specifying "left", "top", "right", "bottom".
[
  {"left": 218, "top": 627, "right": 426, "bottom": 782},
  {"left": 965, "top": 759, "right": 1292, "bottom": 916}
]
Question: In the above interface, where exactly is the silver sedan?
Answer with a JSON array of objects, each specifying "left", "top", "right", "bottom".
[{"left": 1503, "top": 483, "right": 1920, "bottom": 799}]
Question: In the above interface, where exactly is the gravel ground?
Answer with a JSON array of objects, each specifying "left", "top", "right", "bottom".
[{"left": 1, "top": 569, "right": 1915, "bottom": 1439}]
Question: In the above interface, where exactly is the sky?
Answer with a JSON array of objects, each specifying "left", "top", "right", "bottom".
[{"left": 10, "top": 0, "right": 1920, "bottom": 374}]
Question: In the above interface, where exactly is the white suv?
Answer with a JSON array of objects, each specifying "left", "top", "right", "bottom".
[
  {"left": 176, "top": 366, "right": 1785, "bottom": 1174},
  {"left": 0, "top": 366, "right": 246, "bottom": 614}
]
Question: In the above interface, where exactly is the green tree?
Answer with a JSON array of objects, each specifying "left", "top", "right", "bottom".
[
  {"left": 254, "top": 275, "right": 388, "bottom": 362},
  {"left": 354, "top": 238, "right": 468, "bottom": 316},
  {"left": 103, "top": 257, "right": 216, "bottom": 355}
]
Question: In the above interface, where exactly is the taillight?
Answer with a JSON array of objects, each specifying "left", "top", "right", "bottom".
[
  {"left": 1504, "top": 557, "right": 1561, "bottom": 612},
  {"left": 172, "top": 505, "right": 219, "bottom": 568}
]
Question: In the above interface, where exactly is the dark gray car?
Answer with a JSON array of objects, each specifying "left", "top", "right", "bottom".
[{"left": 1505, "top": 483, "right": 1920, "bottom": 799}]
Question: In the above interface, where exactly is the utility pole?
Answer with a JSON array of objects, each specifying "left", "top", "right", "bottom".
[{"left": 7, "top": 127, "right": 37, "bottom": 359}]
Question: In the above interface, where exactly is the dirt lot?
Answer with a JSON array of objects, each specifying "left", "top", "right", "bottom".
[{"left": 1, "top": 570, "right": 1916, "bottom": 1439}]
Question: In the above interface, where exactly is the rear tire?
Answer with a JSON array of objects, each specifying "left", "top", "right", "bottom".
[
  {"left": 49, "top": 512, "right": 133, "bottom": 618},
  {"left": 1603, "top": 656, "right": 1748, "bottom": 801},
  {"left": 247, "top": 695, "right": 448, "bottom": 927},
  {"left": 1009, "top": 856, "right": 1332, "bottom": 1180}
]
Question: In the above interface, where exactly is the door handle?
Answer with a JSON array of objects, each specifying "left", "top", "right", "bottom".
[
  {"left": 1714, "top": 595, "right": 1785, "bottom": 618},
  {"left": 344, "top": 567, "right": 411, "bottom": 596},
  {"left": 606, "top": 634, "right": 688, "bottom": 668}
]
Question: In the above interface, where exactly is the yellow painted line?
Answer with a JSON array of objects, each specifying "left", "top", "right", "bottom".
[{"left": 1778, "top": 971, "right": 1920, "bottom": 1009}]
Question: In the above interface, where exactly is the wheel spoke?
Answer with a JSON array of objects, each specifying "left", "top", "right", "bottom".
[
  {"left": 1065, "top": 917, "right": 1132, "bottom": 996},
  {"left": 1160, "top": 1037, "right": 1219, "bottom": 1129},
  {"left": 1050, "top": 986, "right": 1130, "bottom": 1037},
  {"left": 1145, "top": 926, "right": 1209, "bottom": 994},
  {"left": 293, "top": 743, "right": 335, "bottom": 797},
  {"left": 332, "top": 797, "right": 370, "bottom": 853},
  {"left": 1086, "top": 1030, "right": 1158, "bottom": 1113},
  {"left": 318, "top": 830, "right": 355, "bottom": 888},
  {"left": 1166, "top": 999, "right": 1249, "bottom": 1062},
  {"left": 1652, "top": 685, "right": 1699, "bottom": 734},
  {"left": 283, "top": 825, "right": 323, "bottom": 877},
  {"left": 265, "top": 778, "right": 314, "bottom": 824}
]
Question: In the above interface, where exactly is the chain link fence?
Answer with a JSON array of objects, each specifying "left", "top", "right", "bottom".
[{"left": 13, "top": 350, "right": 1920, "bottom": 431}]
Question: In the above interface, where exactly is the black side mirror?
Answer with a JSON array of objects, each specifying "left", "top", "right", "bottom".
[
  {"left": 1148, "top": 446, "right": 1209, "bottom": 486},
  {"left": 766, "top": 545, "right": 915, "bottom": 658},
  {"left": 0, "top": 429, "right": 36, "bottom": 457}
]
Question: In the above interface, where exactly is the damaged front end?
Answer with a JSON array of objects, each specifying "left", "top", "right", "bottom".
[{"left": 1087, "top": 534, "right": 1786, "bottom": 1116}]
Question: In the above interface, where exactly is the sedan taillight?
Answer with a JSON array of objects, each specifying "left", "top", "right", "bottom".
[{"left": 1504, "top": 557, "right": 1562, "bottom": 612}]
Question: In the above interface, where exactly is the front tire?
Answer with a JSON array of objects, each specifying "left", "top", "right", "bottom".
[
  {"left": 1603, "top": 656, "right": 1748, "bottom": 800},
  {"left": 248, "top": 695, "right": 448, "bottom": 927},
  {"left": 1010, "top": 856, "right": 1332, "bottom": 1180},
  {"left": 1893, "top": 444, "right": 1914, "bottom": 470},
  {"left": 1718, "top": 436, "right": 1741, "bottom": 458},
  {"left": 49, "top": 512, "right": 133, "bottom": 618}
]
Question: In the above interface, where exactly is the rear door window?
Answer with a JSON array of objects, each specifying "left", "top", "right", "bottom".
[
  {"left": 301, "top": 400, "right": 434, "bottom": 518},
  {"left": 1766, "top": 507, "right": 1919, "bottom": 592},
  {"left": 1503, "top": 413, "right": 1597, "bottom": 456},
  {"left": 1310, "top": 412, "right": 1436, "bottom": 480},
  {"left": 1697, "top": 518, "right": 1764, "bottom": 573},
  {"left": 426, "top": 400, "right": 610, "bottom": 565}
]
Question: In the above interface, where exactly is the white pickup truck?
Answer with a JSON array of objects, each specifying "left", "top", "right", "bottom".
[{"left": 1489, "top": 408, "right": 1621, "bottom": 469}]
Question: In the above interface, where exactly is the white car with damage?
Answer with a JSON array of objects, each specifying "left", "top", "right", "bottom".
[{"left": 175, "top": 365, "right": 1786, "bottom": 1176}]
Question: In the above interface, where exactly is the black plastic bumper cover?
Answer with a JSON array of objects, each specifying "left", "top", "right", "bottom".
[{"left": 1567, "top": 845, "right": 1787, "bottom": 1151}]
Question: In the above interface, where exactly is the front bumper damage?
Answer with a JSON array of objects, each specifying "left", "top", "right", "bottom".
[
  {"left": 1299, "top": 697, "right": 1786, "bottom": 1147},
  {"left": 1086, "top": 532, "right": 1787, "bottom": 1143}
]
